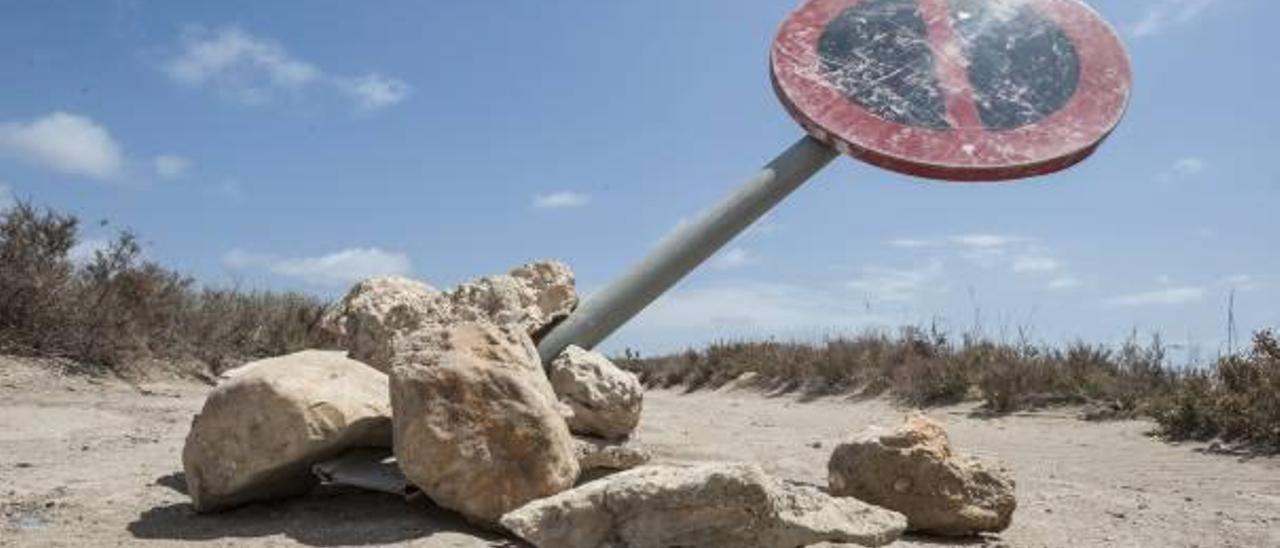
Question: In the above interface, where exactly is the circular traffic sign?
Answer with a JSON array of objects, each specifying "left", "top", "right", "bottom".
[{"left": 771, "top": 0, "right": 1132, "bottom": 181}]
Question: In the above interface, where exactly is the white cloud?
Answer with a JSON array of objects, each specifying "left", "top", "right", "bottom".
[
  {"left": 1171, "top": 157, "right": 1206, "bottom": 176},
  {"left": 629, "top": 281, "right": 885, "bottom": 334},
  {"left": 0, "top": 182, "right": 13, "bottom": 210},
  {"left": 888, "top": 238, "right": 937, "bottom": 248},
  {"left": 948, "top": 234, "right": 1029, "bottom": 249},
  {"left": 337, "top": 73, "right": 411, "bottom": 111},
  {"left": 1132, "top": 0, "right": 1218, "bottom": 37},
  {"left": 1047, "top": 276, "right": 1082, "bottom": 290},
  {"left": 712, "top": 247, "right": 757, "bottom": 270},
  {"left": 846, "top": 260, "right": 944, "bottom": 302},
  {"left": 0, "top": 112, "right": 124, "bottom": 179},
  {"left": 533, "top": 191, "right": 591, "bottom": 209},
  {"left": 1012, "top": 256, "right": 1062, "bottom": 273},
  {"left": 166, "top": 26, "right": 410, "bottom": 111},
  {"left": 1105, "top": 286, "right": 1205, "bottom": 307},
  {"left": 1220, "top": 274, "right": 1264, "bottom": 292},
  {"left": 153, "top": 154, "right": 189, "bottom": 179},
  {"left": 224, "top": 247, "right": 412, "bottom": 286}
]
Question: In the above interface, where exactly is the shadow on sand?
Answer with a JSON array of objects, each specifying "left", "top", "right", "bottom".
[{"left": 129, "top": 474, "right": 526, "bottom": 547}]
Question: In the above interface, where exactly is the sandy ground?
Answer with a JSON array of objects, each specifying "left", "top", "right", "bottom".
[{"left": 2, "top": 357, "right": 1277, "bottom": 548}]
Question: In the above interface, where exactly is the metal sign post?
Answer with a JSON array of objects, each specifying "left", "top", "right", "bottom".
[{"left": 537, "top": 0, "right": 1132, "bottom": 363}]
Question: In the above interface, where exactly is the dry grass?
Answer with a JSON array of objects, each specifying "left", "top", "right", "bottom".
[
  {"left": 619, "top": 328, "right": 1280, "bottom": 449},
  {"left": 0, "top": 202, "right": 332, "bottom": 376}
]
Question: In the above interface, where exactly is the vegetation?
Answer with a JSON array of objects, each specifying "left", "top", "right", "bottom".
[
  {"left": 3, "top": 201, "right": 1275, "bottom": 447},
  {"left": 618, "top": 327, "right": 1280, "bottom": 449},
  {"left": 0, "top": 201, "right": 332, "bottom": 376}
]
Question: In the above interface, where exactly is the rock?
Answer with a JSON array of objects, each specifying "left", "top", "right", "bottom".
[
  {"left": 573, "top": 436, "right": 651, "bottom": 472},
  {"left": 500, "top": 463, "right": 906, "bottom": 548},
  {"left": 549, "top": 346, "right": 643, "bottom": 440},
  {"left": 183, "top": 350, "right": 392, "bottom": 512},
  {"left": 390, "top": 322, "right": 579, "bottom": 526},
  {"left": 323, "top": 261, "right": 578, "bottom": 372},
  {"left": 447, "top": 260, "right": 578, "bottom": 338},
  {"left": 828, "top": 413, "right": 1016, "bottom": 536},
  {"left": 321, "top": 276, "right": 448, "bottom": 372}
]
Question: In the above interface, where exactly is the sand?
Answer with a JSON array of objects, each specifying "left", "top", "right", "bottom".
[{"left": 2, "top": 356, "right": 1277, "bottom": 547}]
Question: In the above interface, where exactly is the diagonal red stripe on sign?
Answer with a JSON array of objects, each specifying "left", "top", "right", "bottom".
[{"left": 918, "top": 0, "right": 982, "bottom": 130}]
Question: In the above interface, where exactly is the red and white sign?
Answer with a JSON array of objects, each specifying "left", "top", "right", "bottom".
[{"left": 771, "top": 0, "right": 1132, "bottom": 181}]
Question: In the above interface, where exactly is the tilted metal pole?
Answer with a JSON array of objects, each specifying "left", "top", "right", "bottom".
[{"left": 537, "top": 135, "right": 838, "bottom": 363}]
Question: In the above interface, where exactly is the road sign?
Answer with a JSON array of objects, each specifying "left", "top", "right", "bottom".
[
  {"left": 772, "top": 0, "right": 1132, "bottom": 181},
  {"left": 536, "top": 0, "right": 1132, "bottom": 362}
]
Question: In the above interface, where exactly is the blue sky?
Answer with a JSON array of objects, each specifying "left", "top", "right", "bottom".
[{"left": 1, "top": 0, "right": 1275, "bottom": 359}]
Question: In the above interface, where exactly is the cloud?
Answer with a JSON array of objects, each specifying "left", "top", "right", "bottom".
[
  {"left": 336, "top": 73, "right": 411, "bottom": 111},
  {"left": 888, "top": 238, "right": 937, "bottom": 248},
  {"left": 628, "top": 281, "right": 885, "bottom": 334},
  {"left": 1012, "top": 256, "right": 1062, "bottom": 273},
  {"left": 1047, "top": 276, "right": 1082, "bottom": 290},
  {"left": 166, "top": 26, "right": 410, "bottom": 111},
  {"left": 0, "top": 182, "right": 13, "bottom": 210},
  {"left": 1220, "top": 274, "right": 1264, "bottom": 292},
  {"left": 1132, "top": 0, "right": 1218, "bottom": 37},
  {"left": 846, "top": 260, "right": 944, "bottom": 302},
  {"left": 947, "top": 234, "right": 1029, "bottom": 249},
  {"left": 1105, "top": 286, "right": 1205, "bottom": 307},
  {"left": 533, "top": 191, "right": 591, "bottom": 209},
  {"left": 225, "top": 247, "right": 412, "bottom": 286},
  {"left": 0, "top": 112, "right": 124, "bottom": 179},
  {"left": 712, "top": 247, "right": 757, "bottom": 270},
  {"left": 1161, "top": 156, "right": 1208, "bottom": 181},
  {"left": 153, "top": 154, "right": 189, "bottom": 179}
]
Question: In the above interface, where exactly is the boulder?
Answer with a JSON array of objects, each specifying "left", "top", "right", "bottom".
[
  {"left": 320, "top": 276, "right": 448, "bottom": 372},
  {"left": 573, "top": 436, "right": 651, "bottom": 472},
  {"left": 323, "top": 261, "right": 578, "bottom": 372},
  {"left": 500, "top": 463, "right": 907, "bottom": 548},
  {"left": 183, "top": 350, "right": 392, "bottom": 512},
  {"left": 549, "top": 345, "right": 643, "bottom": 440},
  {"left": 390, "top": 322, "right": 579, "bottom": 526},
  {"left": 447, "top": 260, "right": 578, "bottom": 337},
  {"left": 828, "top": 413, "right": 1016, "bottom": 536}
]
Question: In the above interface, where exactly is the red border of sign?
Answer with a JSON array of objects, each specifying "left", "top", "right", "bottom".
[{"left": 771, "top": 0, "right": 1133, "bottom": 181}]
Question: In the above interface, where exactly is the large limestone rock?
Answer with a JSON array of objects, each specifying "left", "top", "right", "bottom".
[
  {"left": 320, "top": 276, "right": 448, "bottom": 372},
  {"left": 828, "top": 413, "right": 1017, "bottom": 536},
  {"left": 390, "top": 322, "right": 579, "bottom": 526},
  {"left": 183, "top": 350, "right": 392, "bottom": 512},
  {"left": 549, "top": 346, "right": 644, "bottom": 440},
  {"left": 323, "top": 261, "right": 578, "bottom": 372},
  {"left": 449, "top": 261, "right": 578, "bottom": 337},
  {"left": 500, "top": 463, "right": 907, "bottom": 548}
]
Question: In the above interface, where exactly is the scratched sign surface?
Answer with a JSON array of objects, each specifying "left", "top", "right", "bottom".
[{"left": 771, "top": 0, "right": 1132, "bottom": 181}]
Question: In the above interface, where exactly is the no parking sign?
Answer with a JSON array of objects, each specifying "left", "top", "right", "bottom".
[{"left": 537, "top": 0, "right": 1132, "bottom": 361}]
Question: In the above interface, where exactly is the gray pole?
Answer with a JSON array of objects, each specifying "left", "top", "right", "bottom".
[{"left": 537, "top": 135, "right": 838, "bottom": 363}]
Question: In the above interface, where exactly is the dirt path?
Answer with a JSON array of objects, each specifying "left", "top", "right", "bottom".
[{"left": 2, "top": 357, "right": 1277, "bottom": 547}]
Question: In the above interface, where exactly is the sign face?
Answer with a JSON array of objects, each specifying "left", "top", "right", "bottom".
[{"left": 771, "top": 0, "right": 1132, "bottom": 181}]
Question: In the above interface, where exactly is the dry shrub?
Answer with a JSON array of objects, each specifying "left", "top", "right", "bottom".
[
  {"left": 1153, "top": 330, "right": 1280, "bottom": 447},
  {"left": 0, "top": 201, "right": 332, "bottom": 375}
]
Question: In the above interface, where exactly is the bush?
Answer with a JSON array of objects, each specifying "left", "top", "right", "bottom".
[
  {"left": 0, "top": 201, "right": 332, "bottom": 375},
  {"left": 1152, "top": 330, "right": 1280, "bottom": 447}
]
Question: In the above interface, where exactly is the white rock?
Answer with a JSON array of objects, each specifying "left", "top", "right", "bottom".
[
  {"left": 828, "top": 413, "right": 1017, "bottom": 536},
  {"left": 183, "top": 350, "right": 392, "bottom": 512},
  {"left": 390, "top": 322, "right": 579, "bottom": 526},
  {"left": 323, "top": 261, "right": 578, "bottom": 372},
  {"left": 500, "top": 463, "right": 907, "bottom": 548},
  {"left": 320, "top": 276, "right": 447, "bottom": 372},
  {"left": 549, "top": 346, "right": 643, "bottom": 440}
]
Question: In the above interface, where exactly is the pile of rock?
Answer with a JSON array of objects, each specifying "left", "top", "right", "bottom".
[{"left": 180, "top": 259, "right": 1016, "bottom": 547}]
